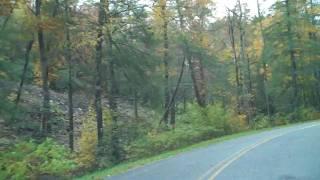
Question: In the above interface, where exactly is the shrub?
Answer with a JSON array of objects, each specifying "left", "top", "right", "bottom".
[
  {"left": 76, "top": 108, "right": 98, "bottom": 169},
  {"left": 272, "top": 113, "right": 290, "bottom": 125},
  {"left": 206, "top": 104, "right": 247, "bottom": 133},
  {"left": 225, "top": 114, "right": 248, "bottom": 133},
  {"left": 296, "top": 107, "right": 320, "bottom": 121},
  {"left": 125, "top": 103, "right": 247, "bottom": 161},
  {"left": 0, "top": 139, "right": 76, "bottom": 179},
  {"left": 76, "top": 107, "right": 114, "bottom": 169},
  {"left": 206, "top": 103, "right": 231, "bottom": 130},
  {"left": 253, "top": 114, "right": 271, "bottom": 129},
  {"left": 178, "top": 103, "right": 205, "bottom": 125},
  {"left": 125, "top": 126, "right": 225, "bottom": 160},
  {"left": 271, "top": 107, "right": 320, "bottom": 125}
]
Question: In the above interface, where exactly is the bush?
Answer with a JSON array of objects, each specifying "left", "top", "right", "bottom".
[
  {"left": 296, "top": 107, "right": 320, "bottom": 121},
  {"left": 271, "top": 107, "right": 320, "bottom": 125},
  {"left": 0, "top": 138, "right": 76, "bottom": 179},
  {"left": 272, "top": 113, "right": 290, "bottom": 126},
  {"left": 125, "top": 126, "right": 225, "bottom": 160},
  {"left": 253, "top": 114, "right": 271, "bottom": 129},
  {"left": 76, "top": 108, "right": 98, "bottom": 169},
  {"left": 206, "top": 103, "right": 231, "bottom": 130},
  {"left": 125, "top": 103, "right": 247, "bottom": 161},
  {"left": 225, "top": 114, "right": 248, "bottom": 133},
  {"left": 178, "top": 103, "right": 205, "bottom": 125},
  {"left": 206, "top": 104, "right": 247, "bottom": 133},
  {"left": 76, "top": 107, "right": 114, "bottom": 169}
]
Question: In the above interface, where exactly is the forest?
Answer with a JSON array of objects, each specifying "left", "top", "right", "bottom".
[{"left": 1, "top": 0, "right": 320, "bottom": 179}]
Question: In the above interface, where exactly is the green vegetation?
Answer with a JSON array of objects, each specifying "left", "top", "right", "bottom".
[
  {"left": 0, "top": 139, "right": 77, "bottom": 179},
  {"left": 0, "top": 0, "right": 320, "bottom": 178}
]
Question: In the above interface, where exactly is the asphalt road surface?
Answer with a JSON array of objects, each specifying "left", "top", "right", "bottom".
[{"left": 108, "top": 121, "right": 320, "bottom": 180}]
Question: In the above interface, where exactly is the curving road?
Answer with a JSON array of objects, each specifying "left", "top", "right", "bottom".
[{"left": 108, "top": 121, "right": 320, "bottom": 180}]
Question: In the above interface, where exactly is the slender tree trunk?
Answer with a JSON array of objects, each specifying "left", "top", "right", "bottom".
[
  {"left": 187, "top": 60, "right": 206, "bottom": 107},
  {"left": 308, "top": 0, "right": 319, "bottom": 109},
  {"left": 109, "top": 64, "right": 120, "bottom": 161},
  {"left": 302, "top": 87, "right": 307, "bottom": 106},
  {"left": 183, "top": 92, "right": 186, "bottom": 111},
  {"left": 177, "top": 0, "right": 207, "bottom": 108},
  {"left": 238, "top": 1, "right": 246, "bottom": 66},
  {"left": 106, "top": 28, "right": 121, "bottom": 161},
  {"left": 134, "top": 90, "right": 138, "bottom": 119},
  {"left": 189, "top": 55, "right": 206, "bottom": 107},
  {"left": 167, "top": 57, "right": 186, "bottom": 127},
  {"left": 64, "top": 0, "right": 74, "bottom": 151},
  {"left": 35, "top": 0, "right": 50, "bottom": 135},
  {"left": 246, "top": 54, "right": 255, "bottom": 123},
  {"left": 159, "top": 57, "right": 186, "bottom": 126},
  {"left": 95, "top": 0, "right": 105, "bottom": 145},
  {"left": 194, "top": 57, "right": 207, "bottom": 107},
  {"left": 256, "top": 0, "right": 271, "bottom": 117},
  {"left": 67, "top": 59, "right": 74, "bottom": 151},
  {"left": 161, "top": 1, "right": 170, "bottom": 125},
  {"left": 238, "top": 0, "right": 254, "bottom": 124},
  {"left": 227, "top": 12, "right": 241, "bottom": 114},
  {"left": 15, "top": 39, "right": 34, "bottom": 105},
  {"left": 246, "top": 55, "right": 253, "bottom": 97},
  {"left": 170, "top": 92, "right": 176, "bottom": 129},
  {"left": 198, "top": 55, "right": 206, "bottom": 105},
  {"left": 176, "top": 0, "right": 187, "bottom": 114},
  {"left": 107, "top": 36, "right": 118, "bottom": 120},
  {"left": 285, "top": 0, "right": 299, "bottom": 114}
]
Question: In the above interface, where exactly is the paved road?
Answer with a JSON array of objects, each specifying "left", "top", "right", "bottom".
[{"left": 108, "top": 121, "right": 320, "bottom": 180}]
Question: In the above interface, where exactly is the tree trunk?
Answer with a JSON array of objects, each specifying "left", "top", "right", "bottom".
[
  {"left": 106, "top": 5, "right": 121, "bottom": 160},
  {"left": 227, "top": 12, "right": 241, "bottom": 114},
  {"left": 35, "top": 0, "right": 50, "bottom": 135},
  {"left": 64, "top": 0, "right": 74, "bottom": 151},
  {"left": 107, "top": 29, "right": 121, "bottom": 161},
  {"left": 189, "top": 55, "right": 206, "bottom": 107},
  {"left": 15, "top": 39, "right": 34, "bottom": 105},
  {"left": 134, "top": 90, "right": 138, "bottom": 119},
  {"left": 170, "top": 93, "right": 176, "bottom": 129},
  {"left": 95, "top": 0, "right": 105, "bottom": 145},
  {"left": 256, "top": 0, "right": 271, "bottom": 118},
  {"left": 159, "top": 57, "right": 186, "bottom": 126},
  {"left": 285, "top": 0, "right": 299, "bottom": 113},
  {"left": 161, "top": 1, "right": 170, "bottom": 125},
  {"left": 176, "top": 0, "right": 206, "bottom": 108},
  {"left": 238, "top": 0, "right": 254, "bottom": 125},
  {"left": 246, "top": 54, "right": 255, "bottom": 125},
  {"left": 67, "top": 59, "right": 74, "bottom": 151},
  {"left": 237, "top": 2, "right": 246, "bottom": 83},
  {"left": 183, "top": 89, "right": 186, "bottom": 112}
]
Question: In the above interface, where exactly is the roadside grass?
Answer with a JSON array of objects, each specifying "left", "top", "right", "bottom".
[{"left": 76, "top": 120, "right": 319, "bottom": 180}]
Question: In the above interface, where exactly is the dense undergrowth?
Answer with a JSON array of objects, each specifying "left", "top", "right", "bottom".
[
  {"left": 0, "top": 139, "right": 77, "bottom": 179},
  {"left": 1, "top": 104, "right": 319, "bottom": 179}
]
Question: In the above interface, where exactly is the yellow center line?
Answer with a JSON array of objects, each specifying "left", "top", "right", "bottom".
[{"left": 198, "top": 123, "right": 320, "bottom": 180}]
